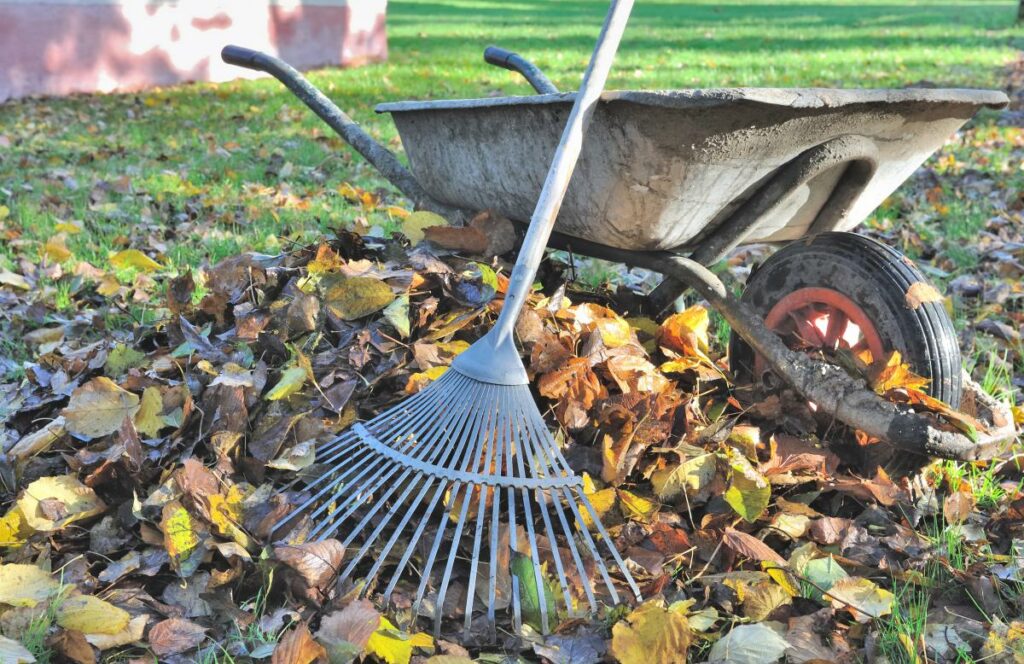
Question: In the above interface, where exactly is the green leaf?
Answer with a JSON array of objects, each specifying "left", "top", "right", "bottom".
[
  {"left": 104, "top": 344, "right": 147, "bottom": 377},
  {"left": 265, "top": 366, "right": 307, "bottom": 401},
  {"left": 801, "top": 556, "right": 849, "bottom": 603},
  {"left": 511, "top": 553, "right": 557, "bottom": 632},
  {"left": 383, "top": 294, "right": 411, "bottom": 339},
  {"left": 723, "top": 454, "right": 770, "bottom": 523}
]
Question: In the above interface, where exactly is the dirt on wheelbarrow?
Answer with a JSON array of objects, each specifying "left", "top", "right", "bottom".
[{"left": 1, "top": 165, "right": 1024, "bottom": 660}]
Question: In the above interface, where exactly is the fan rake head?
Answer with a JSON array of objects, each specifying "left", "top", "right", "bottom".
[{"left": 275, "top": 367, "right": 641, "bottom": 638}]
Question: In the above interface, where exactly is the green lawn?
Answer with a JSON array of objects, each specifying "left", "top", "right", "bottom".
[{"left": 0, "top": 0, "right": 1020, "bottom": 276}]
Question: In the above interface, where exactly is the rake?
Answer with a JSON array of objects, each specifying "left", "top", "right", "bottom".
[{"left": 276, "top": 0, "right": 641, "bottom": 637}]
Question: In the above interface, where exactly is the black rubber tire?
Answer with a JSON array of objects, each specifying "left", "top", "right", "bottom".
[{"left": 729, "top": 232, "right": 963, "bottom": 409}]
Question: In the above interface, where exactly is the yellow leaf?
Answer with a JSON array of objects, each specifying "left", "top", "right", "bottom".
[
  {"left": 0, "top": 204, "right": 8, "bottom": 220},
  {"left": 61, "top": 377, "right": 141, "bottom": 439},
  {"left": 366, "top": 616, "right": 424, "bottom": 664},
  {"left": 54, "top": 221, "right": 82, "bottom": 234},
  {"left": 658, "top": 305, "right": 710, "bottom": 357},
  {"left": 306, "top": 244, "right": 346, "bottom": 277},
  {"left": 574, "top": 303, "right": 632, "bottom": 348},
  {"left": 207, "top": 485, "right": 250, "bottom": 548},
  {"left": 826, "top": 577, "right": 894, "bottom": 622},
  {"left": 610, "top": 599, "right": 691, "bottom": 664},
  {"left": 324, "top": 275, "right": 396, "bottom": 321},
  {"left": 405, "top": 365, "right": 448, "bottom": 394},
  {"left": 97, "top": 275, "right": 121, "bottom": 297},
  {"left": 401, "top": 211, "right": 447, "bottom": 244},
  {"left": 723, "top": 452, "right": 770, "bottom": 523},
  {"left": 385, "top": 205, "right": 411, "bottom": 219},
  {"left": 265, "top": 366, "right": 307, "bottom": 401},
  {"left": 57, "top": 595, "right": 130, "bottom": 634},
  {"left": 0, "top": 508, "right": 28, "bottom": 547},
  {"left": 0, "top": 268, "right": 30, "bottom": 290},
  {"left": 871, "top": 351, "right": 930, "bottom": 395},
  {"left": 134, "top": 387, "right": 165, "bottom": 438},
  {"left": 268, "top": 440, "right": 317, "bottom": 472},
  {"left": 160, "top": 501, "right": 199, "bottom": 561},
  {"left": 650, "top": 453, "right": 717, "bottom": 501},
  {"left": 43, "top": 235, "right": 72, "bottom": 263},
  {"left": 617, "top": 489, "right": 659, "bottom": 523},
  {"left": 0, "top": 564, "right": 60, "bottom": 607},
  {"left": 86, "top": 614, "right": 148, "bottom": 650},
  {"left": 17, "top": 476, "right": 106, "bottom": 532},
  {"left": 110, "top": 249, "right": 163, "bottom": 273}
]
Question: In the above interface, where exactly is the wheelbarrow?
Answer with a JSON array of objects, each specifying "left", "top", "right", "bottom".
[{"left": 220, "top": 45, "right": 1017, "bottom": 465}]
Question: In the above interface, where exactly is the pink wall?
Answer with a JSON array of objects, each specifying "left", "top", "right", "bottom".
[{"left": 0, "top": 0, "right": 387, "bottom": 101}]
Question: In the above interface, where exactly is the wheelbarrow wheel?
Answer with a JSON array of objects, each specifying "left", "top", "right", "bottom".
[{"left": 729, "top": 232, "right": 963, "bottom": 472}]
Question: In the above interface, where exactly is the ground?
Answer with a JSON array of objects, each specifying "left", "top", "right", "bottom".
[{"left": 1, "top": 1, "right": 1023, "bottom": 663}]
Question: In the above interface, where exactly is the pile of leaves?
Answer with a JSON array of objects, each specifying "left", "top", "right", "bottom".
[{"left": 0, "top": 196, "right": 1022, "bottom": 664}]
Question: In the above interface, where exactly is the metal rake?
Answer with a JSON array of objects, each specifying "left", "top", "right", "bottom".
[{"left": 276, "top": 0, "right": 641, "bottom": 638}]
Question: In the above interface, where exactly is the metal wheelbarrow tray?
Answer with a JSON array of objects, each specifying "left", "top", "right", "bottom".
[{"left": 221, "top": 45, "right": 1016, "bottom": 464}]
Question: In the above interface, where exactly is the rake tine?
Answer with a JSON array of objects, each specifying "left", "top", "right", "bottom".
[
  {"left": 381, "top": 382, "right": 488, "bottom": 606},
  {"left": 523, "top": 402, "right": 640, "bottom": 602},
  {"left": 510, "top": 392, "right": 550, "bottom": 633},
  {"left": 410, "top": 383, "right": 495, "bottom": 626},
  {"left": 514, "top": 395, "right": 577, "bottom": 616},
  {"left": 462, "top": 395, "right": 501, "bottom": 637},
  {"left": 432, "top": 386, "right": 499, "bottom": 638},
  {"left": 485, "top": 397, "right": 506, "bottom": 638},
  {"left": 298, "top": 378, "right": 470, "bottom": 509},
  {"left": 279, "top": 381, "right": 446, "bottom": 511},
  {"left": 336, "top": 378, "right": 482, "bottom": 579},
  {"left": 516, "top": 404, "right": 602, "bottom": 610},
  {"left": 503, "top": 391, "right": 521, "bottom": 634},
  {"left": 305, "top": 380, "right": 479, "bottom": 541}
]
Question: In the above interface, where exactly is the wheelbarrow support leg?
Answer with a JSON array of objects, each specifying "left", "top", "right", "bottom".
[{"left": 646, "top": 252, "right": 1009, "bottom": 460}]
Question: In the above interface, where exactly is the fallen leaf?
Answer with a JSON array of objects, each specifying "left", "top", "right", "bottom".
[
  {"left": 423, "top": 224, "right": 488, "bottom": 254},
  {"left": 0, "top": 635, "right": 35, "bottom": 664},
  {"left": 657, "top": 305, "right": 710, "bottom": 357},
  {"left": 61, "top": 377, "right": 141, "bottom": 439},
  {"left": 56, "top": 595, "right": 130, "bottom": 635},
  {"left": 618, "top": 489, "right": 659, "bottom": 523},
  {"left": 707, "top": 623, "right": 789, "bottom": 663},
  {"left": 16, "top": 476, "right": 106, "bottom": 532},
  {"left": 611, "top": 600, "right": 691, "bottom": 664},
  {"left": 317, "top": 598, "right": 380, "bottom": 651},
  {"left": 366, "top": 616, "right": 432, "bottom": 664},
  {"left": 134, "top": 386, "right": 165, "bottom": 438},
  {"left": 84, "top": 614, "right": 148, "bottom": 650},
  {"left": 110, "top": 249, "right": 163, "bottom": 273},
  {"left": 275, "top": 540, "right": 345, "bottom": 598},
  {"left": 722, "top": 527, "right": 786, "bottom": 565},
  {"left": 724, "top": 454, "right": 770, "bottom": 523},
  {"left": 266, "top": 366, "right": 308, "bottom": 401},
  {"left": 148, "top": 617, "right": 207, "bottom": 657},
  {"left": 0, "top": 564, "right": 60, "bottom": 607},
  {"left": 324, "top": 276, "right": 395, "bottom": 320},
  {"left": 650, "top": 453, "right": 716, "bottom": 501},
  {"left": 905, "top": 281, "right": 943, "bottom": 309},
  {"left": 826, "top": 577, "right": 893, "bottom": 622},
  {"left": 272, "top": 622, "right": 325, "bottom": 664},
  {"left": 401, "top": 211, "right": 447, "bottom": 244}
]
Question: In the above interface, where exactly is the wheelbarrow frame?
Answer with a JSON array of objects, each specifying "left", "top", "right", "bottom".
[{"left": 219, "top": 45, "right": 1017, "bottom": 462}]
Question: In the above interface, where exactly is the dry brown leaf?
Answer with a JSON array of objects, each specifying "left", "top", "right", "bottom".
[
  {"left": 722, "top": 527, "right": 786, "bottom": 565},
  {"left": 905, "top": 281, "right": 944, "bottom": 309},
  {"left": 50, "top": 628, "right": 94, "bottom": 664},
  {"left": 423, "top": 225, "right": 488, "bottom": 254},
  {"left": 273, "top": 622, "right": 326, "bottom": 664},
  {"left": 148, "top": 618, "right": 208, "bottom": 657},
  {"left": 316, "top": 599, "right": 381, "bottom": 651},
  {"left": 274, "top": 540, "right": 345, "bottom": 598}
]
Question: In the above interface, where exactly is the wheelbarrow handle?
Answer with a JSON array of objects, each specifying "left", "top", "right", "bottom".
[
  {"left": 219, "top": 45, "right": 456, "bottom": 218},
  {"left": 483, "top": 46, "right": 559, "bottom": 95}
]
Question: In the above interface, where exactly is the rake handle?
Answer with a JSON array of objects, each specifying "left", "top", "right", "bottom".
[{"left": 492, "top": 0, "right": 633, "bottom": 342}]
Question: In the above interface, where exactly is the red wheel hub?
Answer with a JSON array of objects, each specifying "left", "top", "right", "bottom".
[{"left": 753, "top": 287, "right": 886, "bottom": 380}]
